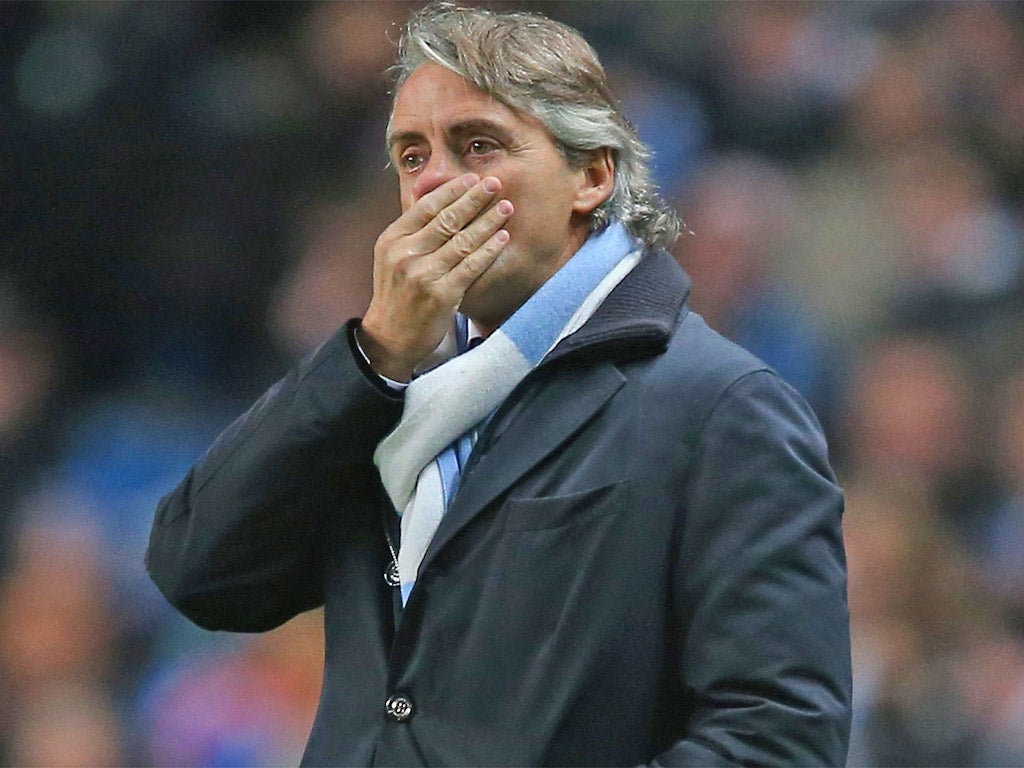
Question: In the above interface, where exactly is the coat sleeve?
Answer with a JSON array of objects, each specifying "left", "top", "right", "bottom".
[
  {"left": 145, "top": 321, "right": 404, "bottom": 632},
  {"left": 652, "top": 370, "right": 851, "bottom": 766}
]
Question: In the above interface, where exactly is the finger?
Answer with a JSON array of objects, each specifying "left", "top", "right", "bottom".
[
  {"left": 434, "top": 198, "right": 513, "bottom": 271},
  {"left": 394, "top": 173, "right": 480, "bottom": 235},
  {"left": 441, "top": 227, "right": 510, "bottom": 296},
  {"left": 415, "top": 176, "right": 504, "bottom": 253}
]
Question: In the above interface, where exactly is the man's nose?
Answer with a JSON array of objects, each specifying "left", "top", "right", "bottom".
[{"left": 410, "top": 151, "right": 461, "bottom": 202}]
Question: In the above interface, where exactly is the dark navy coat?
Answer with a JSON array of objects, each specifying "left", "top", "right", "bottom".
[{"left": 147, "top": 251, "right": 851, "bottom": 766}]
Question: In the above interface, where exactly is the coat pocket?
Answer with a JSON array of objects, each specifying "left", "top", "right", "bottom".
[{"left": 503, "top": 482, "right": 627, "bottom": 532}]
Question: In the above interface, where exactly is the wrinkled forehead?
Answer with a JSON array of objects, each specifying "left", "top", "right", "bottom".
[{"left": 385, "top": 63, "right": 537, "bottom": 144}]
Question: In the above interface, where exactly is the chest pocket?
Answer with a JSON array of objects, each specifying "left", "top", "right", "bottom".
[{"left": 503, "top": 481, "right": 627, "bottom": 532}]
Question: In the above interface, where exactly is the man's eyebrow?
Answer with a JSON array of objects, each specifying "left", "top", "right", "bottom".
[
  {"left": 446, "top": 119, "right": 515, "bottom": 143},
  {"left": 386, "top": 130, "right": 424, "bottom": 154}
]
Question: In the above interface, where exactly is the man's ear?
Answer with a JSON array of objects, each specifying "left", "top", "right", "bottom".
[{"left": 572, "top": 148, "right": 615, "bottom": 215}]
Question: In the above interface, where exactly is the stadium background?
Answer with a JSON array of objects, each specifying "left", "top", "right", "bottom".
[{"left": 2, "top": 1, "right": 1024, "bottom": 764}]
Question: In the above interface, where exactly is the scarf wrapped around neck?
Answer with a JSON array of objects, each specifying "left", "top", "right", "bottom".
[{"left": 374, "top": 220, "right": 641, "bottom": 604}]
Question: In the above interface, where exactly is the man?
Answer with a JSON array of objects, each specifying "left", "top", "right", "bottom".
[{"left": 147, "top": 3, "right": 852, "bottom": 765}]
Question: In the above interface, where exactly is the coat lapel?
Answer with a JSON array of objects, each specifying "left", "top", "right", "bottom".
[
  {"left": 418, "top": 361, "right": 626, "bottom": 575},
  {"left": 415, "top": 250, "right": 692, "bottom": 579}
]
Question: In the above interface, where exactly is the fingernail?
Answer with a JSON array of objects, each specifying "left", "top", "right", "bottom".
[
  {"left": 496, "top": 200, "right": 513, "bottom": 215},
  {"left": 495, "top": 229, "right": 510, "bottom": 243},
  {"left": 482, "top": 177, "right": 500, "bottom": 193},
  {"left": 463, "top": 174, "right": 480, "bottom": 188}
]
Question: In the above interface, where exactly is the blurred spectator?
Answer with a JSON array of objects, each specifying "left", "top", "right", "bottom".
[
  {"left": 703, "top": 2, "right": 877, "bottom": 158},
  {"left": 784, "top": 154, "right": 902, "bottom": 346},
  {"left": 0, "top": 514, "right": 123, "bottom": 761},
  {"left": 842, "top": 333, "right": 971, "bottom": 476},
  {"left": 953, "top": 628, "right": 1024, "bottom": 766},
  {"left": 844, "top": 478, "right": 978, "bottom": 766},
  {"left": 970, "top": 367, "right": 1024, "bottom": 631},
  {"left": 141, "top": 610, "right": 324, "bottom": 767},
  {"left": 270, "top": 179, "right": 399, "bottom": 356},
  {"left": 843, "top": 44, "right": 950, "bottom": 156},
  {"left": 607, "top": 61, "right": 708, "bottom": 195},
  {"left": 673, "top": 153, "right": 835, "bottom": 417},
  {"left": 918, "top": 4, "right": 1024, "bottom": 201},
  {"left": 839, "top": 332, "right": 981, "bottom": 506},
  {"left": 299, "top": 0, "right": 412, "bottom": 105},
  {"left": 0, "top": 278, "right": 63, "bottom": 566},
  {"left": 844, "top": 477, "right": 1024, "bottom": 766},
  {"left": 6, "top": 682, "right": 125, "bottom": 768},
  {"left": 882, "top": 141, "right": 1023, "bottom": 310}
]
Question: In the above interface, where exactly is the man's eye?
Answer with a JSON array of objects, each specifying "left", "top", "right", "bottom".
[
  {"left": 467, "top": 139, "right": 497, "bottom": 156},
  {"left": 400, "top": 152, "right": 425, "bottom": 172}
]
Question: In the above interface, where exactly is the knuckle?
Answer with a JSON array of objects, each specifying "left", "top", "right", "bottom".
[
  {"left": 418, "top": 199, "right": 443, "bottom": 221},
  {"left": 450, "top": 230, "right": 475, "bottom": 257},
  {"left": 392, "top": 258, "right": 411, "bottom": 278},
  {"left": 374, "top": 231, "right": 393, "bottom": 256},
  {"left": 380, "top": 246, "right": 404, "bottom": 269},
  {"left": 461, "top": 252, "right": 484, "bottom": 276},
  {"left": 391, "top": 250, "right": 421, "bottom": 279},
  {"left": 436, "top": 207, "right": 461, "bottom": 237}
]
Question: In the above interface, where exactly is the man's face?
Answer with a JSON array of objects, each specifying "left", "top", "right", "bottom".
[{"left": 387, "top": 64, "right": 592, "bottom": 332}]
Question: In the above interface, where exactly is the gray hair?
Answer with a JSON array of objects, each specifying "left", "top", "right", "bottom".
[{"left": 389, "top": 1, "right": 680, "bottom": 250}]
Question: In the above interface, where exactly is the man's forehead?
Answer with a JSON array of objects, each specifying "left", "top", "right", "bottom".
[{"left": 388, "top": 64, "right": 522, "bottom": 136}]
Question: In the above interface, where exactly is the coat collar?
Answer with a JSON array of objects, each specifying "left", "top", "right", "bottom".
[
  {"left": 410, "top": 250, "right": 692, "bottom": 588},
  {"left": 543, "top": 248, "right": 691, "bottom": 366}
]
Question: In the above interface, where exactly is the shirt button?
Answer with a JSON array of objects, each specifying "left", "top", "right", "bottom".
[{"left": 385, "top": 693, "right": 414, "bottom": 722}]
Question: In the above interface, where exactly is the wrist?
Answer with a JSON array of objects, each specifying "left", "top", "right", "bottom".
[{"left": 355, "top": 322, "right": 417, "bottom": 383}]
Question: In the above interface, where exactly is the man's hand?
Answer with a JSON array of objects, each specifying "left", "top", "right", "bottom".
[{"left": 359, "top": 173, "right": 513, "bottom": 382}]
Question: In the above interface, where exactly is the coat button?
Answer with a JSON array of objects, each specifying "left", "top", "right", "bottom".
[{"left": 385, "top": 693, "right": 414, "bottom": 722}]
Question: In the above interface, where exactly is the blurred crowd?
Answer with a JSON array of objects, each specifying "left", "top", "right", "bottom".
[{"left": 1, "top": 1, "right": 1023, "bottom": 765}]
